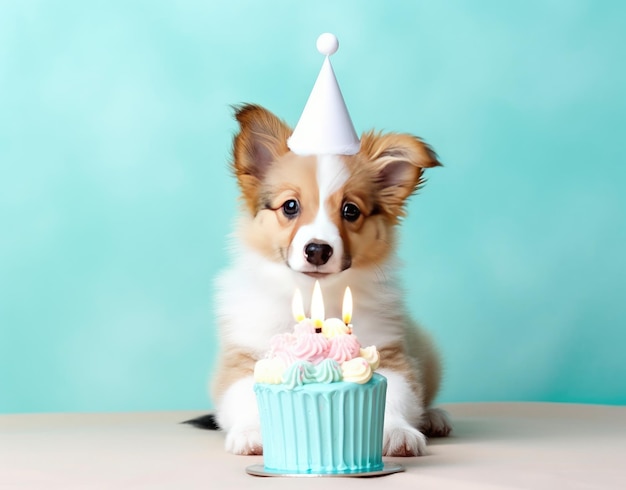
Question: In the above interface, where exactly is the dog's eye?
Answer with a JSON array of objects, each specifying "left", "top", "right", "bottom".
[
  {"left": 282, "top": 199, "right": 300, "bottom": 218},
  {"left": 342, "top": 202, "right": 361, "bottom": 222}
]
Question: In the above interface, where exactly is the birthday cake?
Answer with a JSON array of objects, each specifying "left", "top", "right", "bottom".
[{"left": 253, "top": 283, "right": 387, "bottom": 475}]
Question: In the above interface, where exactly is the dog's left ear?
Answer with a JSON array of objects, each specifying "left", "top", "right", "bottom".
[
  {"left": 359, "top": 132, "right": 441, "bottom": 219},
  {"left": 232, "top": 104, "right": 292, "bottom": 213}
]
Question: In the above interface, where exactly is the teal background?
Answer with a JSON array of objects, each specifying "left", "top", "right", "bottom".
[{"left": 1, "top": 0, "right": 625, "bottom": 413}]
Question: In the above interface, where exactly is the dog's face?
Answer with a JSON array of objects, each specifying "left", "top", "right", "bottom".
[{"left": 232, "top": 104, "right": 440, "bottom": 277}]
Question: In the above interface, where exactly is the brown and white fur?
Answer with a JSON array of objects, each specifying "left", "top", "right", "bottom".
[{"left": 211, "top": 104, "right": 451, "bottom": 457}]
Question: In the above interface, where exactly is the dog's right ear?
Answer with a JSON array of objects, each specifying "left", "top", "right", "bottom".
[{"left": 232, "top": 104, "right": 292, "bottom": 213}]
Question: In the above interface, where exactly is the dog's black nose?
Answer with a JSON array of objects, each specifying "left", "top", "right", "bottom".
[{"left": 304, "top": 242, "right": 333, "bottom": 266}]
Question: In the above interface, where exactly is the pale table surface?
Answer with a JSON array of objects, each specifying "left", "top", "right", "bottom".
[{"left": 1, "top": 403, "right": 625, "bottom": 489}]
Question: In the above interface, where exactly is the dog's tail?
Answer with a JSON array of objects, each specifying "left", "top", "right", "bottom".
[{"left": 181, "top": 413, "right": 220, "bottom": 430}]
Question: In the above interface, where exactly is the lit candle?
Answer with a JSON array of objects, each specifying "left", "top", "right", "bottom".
[
  {"left": 310, "top": 280, "right": 325, "bottom": 329},
  {"left": 292, "top": 288, "right": 306, "bottom": 322},
  {"left": 320, "top": 285, "right": 353, "bottom": 338},
  {"left": 342, "top": 287, "right": 352, "bottom": 325}
]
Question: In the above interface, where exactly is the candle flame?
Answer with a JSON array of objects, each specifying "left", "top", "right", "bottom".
[
  {"left": 310, "top": 280, "right": 325, "bottom": 328},
  {"left": 342, "top": 287, "right": 353, "bottom": 325},
  {"left": 292, "top": 288, "right": 306, "bottom": 322}
]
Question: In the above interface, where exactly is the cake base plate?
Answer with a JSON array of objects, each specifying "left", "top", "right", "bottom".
[{"left": 245, "top": 462, "right": 404, "bottom": 478}]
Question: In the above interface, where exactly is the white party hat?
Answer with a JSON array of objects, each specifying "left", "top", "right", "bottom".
[{"left": 287, "top": 33, "right": 360, "bottom": 156}]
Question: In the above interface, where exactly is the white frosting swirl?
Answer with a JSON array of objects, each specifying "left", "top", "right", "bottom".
[
  {"left": 341, "top": 357, "right": 373, "bottom": 384},
  {"left": 359, "top": 346, "right": 380, "bottom": 370},
  {"left": 321, "top": 317, "right": 350, "bottom": 338},
  {"left": 254, "top": 358, "right": 286, "bottom": 384}
]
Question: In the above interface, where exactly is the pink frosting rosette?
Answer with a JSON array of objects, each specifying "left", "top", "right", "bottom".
[
  {"left": 327, "top": 333, "right": 361, "bottom": 363},
  {"left": 272, "top": 348, "right": 299, "bottom": 366},
  {"left": 269, "top": 332, "right": 296, "bottom": 352},
  {"left": 268, "top": 332, "right": 298, "bottom": 365},
  {"left": 291, "top": 332, "right": 331, "bottom": 365},
  {"left": 293, "top": 319, "right": 316, "bottom": 335}
]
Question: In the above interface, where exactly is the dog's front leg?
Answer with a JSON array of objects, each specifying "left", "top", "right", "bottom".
[
  {"left": 216, "top": 376, "right": 262, "bottom": 455},
  {"left": 377, "top": 367, "right": 428, "bottom": 456},
  {"left": 212, "top": 349, "right": 262, "bottom": 455}
]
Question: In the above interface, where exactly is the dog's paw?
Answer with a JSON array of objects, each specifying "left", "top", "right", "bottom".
[
  {"left": 421, "top": 407, "right": 453, "bottom": 437},
  {"left": 383, "top": 425, "right": 427, "bottom": 457},
  {"left": 224, "top": 426, "right": 263, "bottom": 455}
]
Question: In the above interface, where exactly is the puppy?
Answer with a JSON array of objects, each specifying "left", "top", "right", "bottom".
[{"left": 211, "top": 103, "right": 451, "bottom": 457}]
